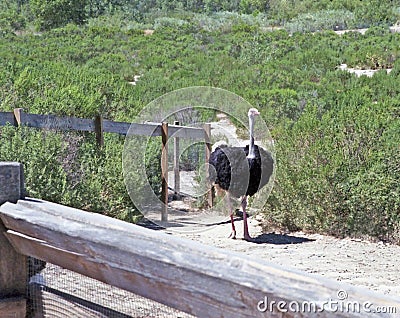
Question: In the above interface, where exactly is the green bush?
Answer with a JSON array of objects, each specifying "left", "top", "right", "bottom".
[
  {"left": 0, "top": 10, "right": 26, "bottom": 32},
  {"left": 342, "top": 30, "right": 400, "bottom": 69},
  {"left": 30, "top": 0, "right": 87, "bottom": 30},
  {"left": 285, "top": 10, "right": 356, "bottom": 33},
  {"left": 0, "top": 126, "right": 69, "bottom": 202},
  {"left": 2, "top": 0, "right": 400, "bottom": 31},
  {"left": 353, "top": 0, "right": 397, "bottom": 28},
  {"left": 0, "top": 125, "right": 139, "bottom": 221},
  {"left": 153, "top": 17, "right": 189, "bottom": 29},
  {"left": 265, "top": 92, "right": 400, "bottom": 242}
]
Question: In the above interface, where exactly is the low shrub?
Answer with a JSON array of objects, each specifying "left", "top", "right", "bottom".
[
  {"left": 0, "top": 125, "right": 140, "bottom": 222},
  {"left": 285, "top": 10, "right": 356, "bottom": 33}
]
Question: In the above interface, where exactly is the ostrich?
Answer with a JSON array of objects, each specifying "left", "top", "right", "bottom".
[{"left": 209, "top": 108, "right": 274, "bottom": 240}]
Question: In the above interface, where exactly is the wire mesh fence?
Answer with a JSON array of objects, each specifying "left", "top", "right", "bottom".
[{"left": 27, "top": 257, "right": 194, "bottom": 318}]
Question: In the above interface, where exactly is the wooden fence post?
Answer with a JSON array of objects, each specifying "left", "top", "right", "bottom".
[
  {"left": 173, "top": 121, "right": 181, "bottom": 199},
  {"left": 161, "top": 122, "right": 168, "bottom": 222},
  {"left": 204, "top": 123, "right": 214, "bottom": 208},
  {"left": 0, "top": 162, "right": 27, "bottom": 318},
  {"left": 13, "top": 108, "right": 25, "bottom": 126},
  {"left": 94, "top": 115, "right": 104, "bottom": 147}
]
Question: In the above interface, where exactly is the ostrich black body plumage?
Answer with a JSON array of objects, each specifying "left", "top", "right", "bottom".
[
  {"left": 208, "top": 108, "right": 273, "bottom": 240},
  {"left": 209, "top": 144, "right": 273, "bottom": 198}
]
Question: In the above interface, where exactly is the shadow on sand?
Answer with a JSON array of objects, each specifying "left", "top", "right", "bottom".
[
  {"left": 248, "top": 233, "right": 315, "bottom": 245},
  {"left": 139, "top": 217, "right": 315, "bottom": 246}
]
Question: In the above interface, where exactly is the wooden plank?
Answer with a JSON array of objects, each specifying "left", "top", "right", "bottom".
[
  {"left": 1, "top": 199, "right": 400, "bottom": 318},
  {"left": 4, "top": 109, "right": 206, "bottom": 139},
  {"left": 126, "top": 122, "right": 162, "bottom": 137},
  {"left": 169, "top": 124, "right": 205, "bottom": 140},
  {"left": 102, "top": 119, "right": 131, "bottom": 135},
  {"left": 0, "top": 297, "right": 26, "bottom": 318},
  {"left": 12, "top": 109, "right": 95, "bottom": 132},
  {"left": 126, "top": 122, "right": 205, "bottom": 140},
  {"left": 161, "top": 122, "right": 168, "bottom": 222},
  {"left": 23, "top": 113, "right": 95, "bottom": 132},
  {"left": 0, "top": 112, "right": 15, "bottom": 127}
]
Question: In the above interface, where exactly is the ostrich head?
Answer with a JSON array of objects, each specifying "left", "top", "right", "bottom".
[{"left": 248, "top": 108, "right": 260, "bottom": 118}]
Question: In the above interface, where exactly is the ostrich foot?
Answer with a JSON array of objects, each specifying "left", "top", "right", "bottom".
[
  {"left": 228, "top": 231, "right": 237, "bottom": 239},
  {"left": 243, "top": 233, "right": 252, "bottom": 241}
]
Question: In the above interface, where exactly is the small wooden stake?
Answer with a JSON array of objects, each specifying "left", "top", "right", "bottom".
[
  {"left": 94, "top": 115, "right": 104, "bottom": 147},
  {"left": 161, "top": 122, "right": 168, "bottom": 222},
  {"left": 204, "top": 123, "right": 214, "bottom": 208},
  {"left": 173, "top": 121, "right": 181, "bottom": 198},
  {"left": 13, "top": 108, "right": 24, "bottom": 126}
]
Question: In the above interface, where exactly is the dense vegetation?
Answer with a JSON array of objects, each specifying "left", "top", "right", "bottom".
[
  {"left": 0, "top": 1, "right": 399, "bottom": 242},
  {"left": 1, "top": 0, "right": 399, "bottom": 31}
]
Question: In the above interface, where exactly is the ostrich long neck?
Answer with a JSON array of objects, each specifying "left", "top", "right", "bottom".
[{"left": 248, "top": 115, "right": 255, "bottom": 158}]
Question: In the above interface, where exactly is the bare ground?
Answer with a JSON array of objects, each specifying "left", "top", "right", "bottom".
[{"left": 170, "top": 215, "right": 400, "bottom": 298}]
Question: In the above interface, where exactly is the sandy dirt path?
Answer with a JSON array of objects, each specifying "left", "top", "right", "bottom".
[{"left": 172, "top": 216, "right": 400, "bottom": 298}]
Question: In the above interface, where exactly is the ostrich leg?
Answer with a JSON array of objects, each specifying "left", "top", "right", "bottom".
[
  {"left": 225, "top": 192, "right": 236, "bottom": 239},
  {"left": 241, "top": 196, "right": 251, "bottom": 240}
]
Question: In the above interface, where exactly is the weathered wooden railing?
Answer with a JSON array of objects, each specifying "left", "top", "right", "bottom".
[
  {"left": 0, "top": 109, "right": 214, "bottom": 218},
  {"left": 1, "top": 162, "right": 400, "bottom": 317},
  {"left": 0, "top": 108, "right": 207, "bottom": 143}
]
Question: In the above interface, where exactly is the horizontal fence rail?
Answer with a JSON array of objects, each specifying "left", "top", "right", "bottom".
[
  {"left": 13, "top": 109, "right": 95, "bottom": 132},
  {"left": 0, "top": 112, "right": 15, "bottom": 126},
  {"left": 0, "top": 108, "right": 207, "bottom": 140},
  {"left": 1, "top": 197, "right": 400, "bottom": 317}
]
